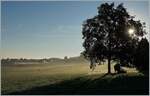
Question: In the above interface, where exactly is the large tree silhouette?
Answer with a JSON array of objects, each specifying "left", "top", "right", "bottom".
[{"left": 82, "top": 3, "right": 146, "bottom": 73}]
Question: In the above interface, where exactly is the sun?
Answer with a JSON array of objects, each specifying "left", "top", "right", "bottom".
[{"left": 128, "top": 28, "right": 135, "bottom": 35}]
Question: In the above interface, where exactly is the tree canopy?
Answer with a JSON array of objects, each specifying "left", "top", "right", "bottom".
[{"left": 82, "top": 3, "right": 147, "bottom": 73}]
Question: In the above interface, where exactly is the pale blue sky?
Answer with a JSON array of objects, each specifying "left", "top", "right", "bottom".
[{"left": 1, "top": 1, "right": 149, "bottom": 59}]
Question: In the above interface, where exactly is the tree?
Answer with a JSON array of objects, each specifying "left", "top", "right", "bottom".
[
  {"left": 64, "top": 56, "right": 68, "bottom": 60},
  {"left": 133, "top": 38, "right": 149, "bottom": 75},
  {"left": 82, "top": 3, "right": 146, "bottom": 73}
]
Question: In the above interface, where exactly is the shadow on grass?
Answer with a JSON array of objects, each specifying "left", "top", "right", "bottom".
[{"left": 6, "top": 73, "right": 149, "bottom": 95}]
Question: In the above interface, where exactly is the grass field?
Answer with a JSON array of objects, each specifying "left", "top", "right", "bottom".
[{"left": 1, "top": 62, "right": 149, "bottom": 95}]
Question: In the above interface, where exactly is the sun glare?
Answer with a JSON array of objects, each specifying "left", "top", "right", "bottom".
[{"left": 128, "top": 29, "right": 134, "bottom": 35}]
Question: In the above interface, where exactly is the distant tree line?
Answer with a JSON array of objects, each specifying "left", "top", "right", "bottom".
[
  {"left": 1, "top": 58, "right": 48, "bottom": 65},
  {"left": 1, "top": 55, "right": 88, "bottom": 65}
]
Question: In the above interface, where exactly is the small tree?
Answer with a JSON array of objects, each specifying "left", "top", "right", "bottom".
[
  {"left": 64, "top": 56, "right": 68, "bottom": 60},
  {"left": 82, "top": 3, "right": 146, "bottom": 73}
]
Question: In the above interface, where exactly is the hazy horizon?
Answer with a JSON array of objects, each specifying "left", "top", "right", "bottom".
[{"left": 1, "top": 1, "right": 149, "bottom": 59}]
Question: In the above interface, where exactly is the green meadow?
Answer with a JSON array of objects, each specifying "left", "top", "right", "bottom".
[{"left": 1, "top": 61, "right": 148, "bottom": 95}]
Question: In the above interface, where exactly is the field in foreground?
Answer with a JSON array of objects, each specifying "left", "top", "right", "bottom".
[{"left": 1, "top": 62, "right": 149, "bottom": 95}]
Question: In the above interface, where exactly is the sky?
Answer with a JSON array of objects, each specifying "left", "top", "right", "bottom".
[{"left": 1, "top": 1, "right": 149, "bottom": 59}]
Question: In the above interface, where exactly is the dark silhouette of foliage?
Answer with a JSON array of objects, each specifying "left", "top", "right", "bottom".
[
  {"left": 114, "top": 63, "right": 127, "bottom": 73},
  {"left": 133, "top": 38, "right": 149, "bottom": 75},
  {"left": 64, "top": 56, "right": 68, "bottom": 60},
  {"left": 82, "top": 3, "right": 146, "bottom": 73}
]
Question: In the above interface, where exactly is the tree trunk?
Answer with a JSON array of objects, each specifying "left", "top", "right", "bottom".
[
  {"left": 108, "top": 36, "right": 111, "bottom": 74},
  {"left": 108, "top": 56, "right": 111, "bottom": 74},
  {"left": 108, "top": 29, "right": 111, "bottom": 74}
]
